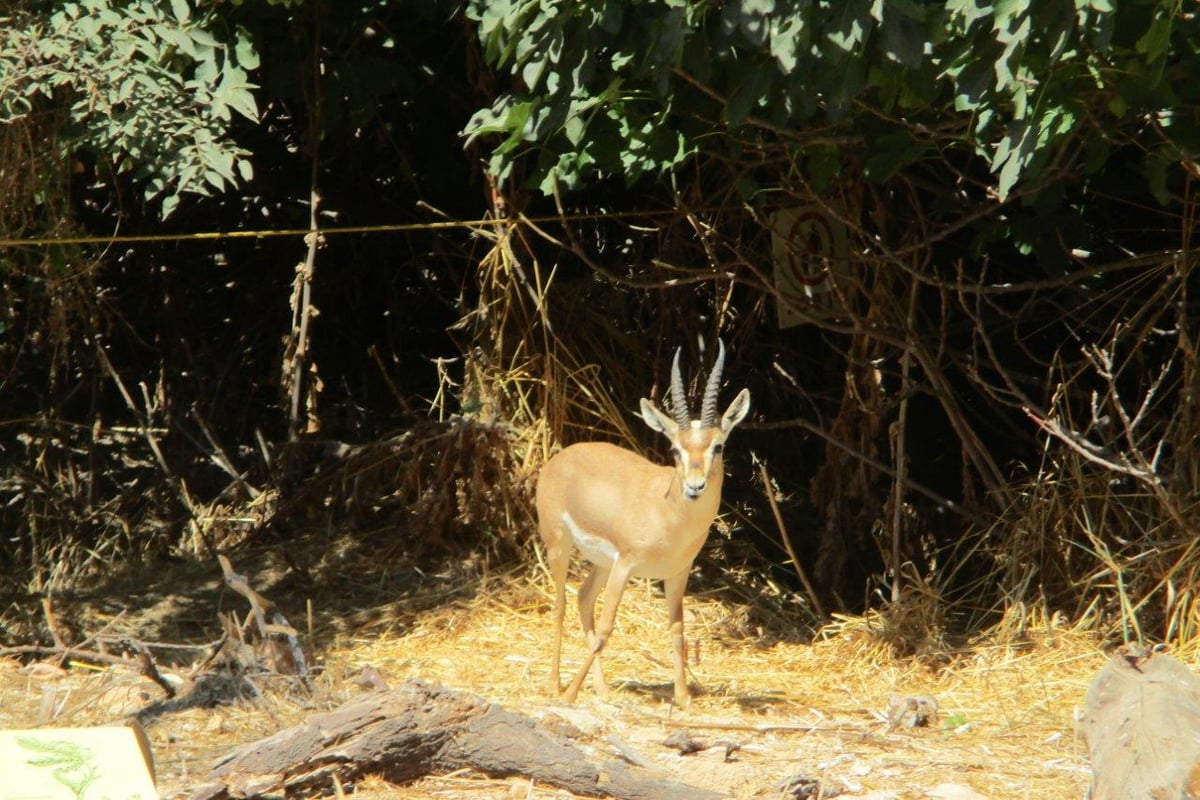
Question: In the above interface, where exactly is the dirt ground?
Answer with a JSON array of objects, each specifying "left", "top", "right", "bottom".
[{"left": 0, "top": 553, "right": 1103, "bottom": 799}]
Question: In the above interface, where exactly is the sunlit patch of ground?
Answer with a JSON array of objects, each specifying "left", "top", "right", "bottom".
[{"left": 0, "top": 569, "right": 1101, "bottom": 798}]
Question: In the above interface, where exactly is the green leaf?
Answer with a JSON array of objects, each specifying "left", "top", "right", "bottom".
[
  {"left": 462, "top": 103, "right": 510, "bottom": 143},
  {"left": 823, "top": 54, "right": 866, "bottom": 119},
  {"left": 804, "top": 144, "right": 842, "bottom": 192},
  {"left": 863, "top": 133, "right": 928, "bottom": 183},
  {"left": 563, "top": 114, "right": 585, "bottom": 145},
  {"left": 721, "top": 1, "right": 772, "bottom": 47},
  {"left": 993, "top": 14, "right": 1030, "bottom": 93},
  {"left": 234, "top": 33, "right": 260, "bottom": 70},
  {"left": 496, "top": 100, "right": 535, "bottom": 153},
  {"left": 159, "top": 26, "right": 197, "bottom": 58},
  {"left": 195, "top": 57, "right": 218, "bottom": 85},
  {"left": 826, "top": 0, "right": 872, "bottom": 52},
  {"left": 522, "top": 54, "right": 548, "bottom": 92},
  {"left": 225, "top": 86, "right": 259, "bottom": 122},
  {"left": 946, "top": 0, "right": 991, "bottom": 29},
  {"left": 1143, "top": 151, "right": 1171, "bottom": 205},
  {"left": 992, "top": 120, "right": 1033, "bottom": 199},
  {"left": 160, "top": 191, "right": 180, "bottom": 218},
  {"left": 1135, "top": 12, "right": 1172, "bottom": 63},
  {"left": 879, "top": 9, "right": 926, "bottom": 68},
  {"left": 768, "top": 15, "right": 803, "bottom": 73},
  {"left": 742, "top": 0, "right": 776, "bottom": 13},
  {"left": 994, "top": 0, "right": 1030, "bottom": 29},
  {"left": 725, "top": 59, "right": 772, "bottom": 125}
]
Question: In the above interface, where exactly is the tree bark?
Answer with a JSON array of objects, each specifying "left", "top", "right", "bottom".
[
  {"left": 188, "top": 679, "right": 725, "bottom": 800},
  {"left": 1079, "top": 647, "right": 1200, "bottom": 800}
]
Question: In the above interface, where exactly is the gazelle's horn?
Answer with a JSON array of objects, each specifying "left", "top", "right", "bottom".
[
  {"left": 669, "top": 347, "right": 691, "bottom": 426},
  {"left": 700, "top": 339, "right": 726, "bottom": 427}
]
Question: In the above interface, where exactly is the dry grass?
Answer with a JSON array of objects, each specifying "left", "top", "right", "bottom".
[
  {"left": 323, "top": 576, "right": 1101, "bottom": 798},
  {"left": 0, "top": 411, "right": 1114, "bottom": 800},
  {"left": 0, "top": 565, "right": 1101, "bottom": 798}
]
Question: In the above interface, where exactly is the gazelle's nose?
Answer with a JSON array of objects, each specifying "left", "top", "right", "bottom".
[{"left": 683, "top": 480, "right": 706, "bottom": 499}]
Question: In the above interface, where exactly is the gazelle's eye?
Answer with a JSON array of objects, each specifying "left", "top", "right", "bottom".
[
  {"left": 671, "top": 446, "right": 684, "bottom": 460},
  {"left": 712, "top": 443, "right": 724, "bottom": 456}
]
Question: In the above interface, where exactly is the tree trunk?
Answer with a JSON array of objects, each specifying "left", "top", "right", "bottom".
[
  {"left": 188, "top": 679, "right": 725, "bottom": 800},
  {"left": 1079, "top": 647, "right": 1200, "bottom": 799}
]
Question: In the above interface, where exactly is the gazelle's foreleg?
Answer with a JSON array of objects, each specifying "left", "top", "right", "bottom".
[
  {"left": 664, "top": 570, "right": 692, "bottom": 707},
  {"left": 577, "top": 563, "right": 611, "bottom": 698},
  {"left": 563, "top": 558, "right": 634, "bottom": 703}
]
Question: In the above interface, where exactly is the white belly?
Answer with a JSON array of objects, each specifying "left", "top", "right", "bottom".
[
  {"left": 560, "top": 511, "right": 708, "bottom": 579},
  {"left": 562, "top": 512, "right": 619, "bottom": 567}
]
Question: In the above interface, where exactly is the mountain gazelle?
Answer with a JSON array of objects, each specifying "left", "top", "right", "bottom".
[{"left": 535, "top": 340, "right": 750, "bottom": 706}]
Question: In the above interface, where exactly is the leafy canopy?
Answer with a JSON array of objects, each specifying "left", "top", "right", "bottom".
[
  {"left": 0, "top": 0, "right": 260, "bottom": 217},
  {"left": 463, "top": 0, "right": 1199, "bottom": 203}
]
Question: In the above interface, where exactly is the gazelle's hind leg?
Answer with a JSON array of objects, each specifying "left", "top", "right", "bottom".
[
  {"left": 577, "top": 562, "right": 612, "bottom": 699},
  {"left": 545, "top": 537, "right": 571, "bottom": 696}
]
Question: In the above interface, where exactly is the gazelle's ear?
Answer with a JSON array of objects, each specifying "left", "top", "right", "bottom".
[
  {"left": 720, "top": 389, "right": 751, "bottom": 433},
  {"left": 640, "top": 398, "right": 679, "bottom": 436}
]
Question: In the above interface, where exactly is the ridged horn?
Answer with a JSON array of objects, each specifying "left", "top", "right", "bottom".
[
  {"left": 669, "top": 347, "right": 691, "bottom": 426},
  {"left": 700, "top": 339, "right": 726, "bottom": 427}
]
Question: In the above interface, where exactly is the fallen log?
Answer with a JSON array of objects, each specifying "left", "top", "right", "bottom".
[
  {"left": 1079, "top": 645, "right": 1200, "bottom": 799},
  {"left": 189, "top": 679, "right": 726, "bottom": 800}
]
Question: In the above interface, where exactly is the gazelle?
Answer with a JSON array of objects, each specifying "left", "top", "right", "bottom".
[{"left": 535, "top": 340, "right": 751, "bottom": 706}]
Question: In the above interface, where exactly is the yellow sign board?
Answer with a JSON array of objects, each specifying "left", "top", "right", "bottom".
[{"left": 0, "top": 724, "right": 156, "bottom": 800}]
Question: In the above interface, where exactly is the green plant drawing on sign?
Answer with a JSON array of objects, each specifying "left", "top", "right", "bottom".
[{"left": 17, "top": 736, "right": 99, "bottom": 800}]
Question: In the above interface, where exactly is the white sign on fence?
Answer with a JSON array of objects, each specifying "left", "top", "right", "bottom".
[{"left": 769, "top": 204, "right": 851, "bottom": 328}]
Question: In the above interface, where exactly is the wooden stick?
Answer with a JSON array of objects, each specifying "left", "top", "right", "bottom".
[
  {"left": 41, "top": 597, "right": 67, "bottom": 650},
  {"left": 0, "top": 644, "right": 131, "bottom": 667},
  {"left": 217, "top": 554, "right": 310, "bottom": 681},
  {"left": 126, "top": 640, "right": 177, "bottom": 698},
  {"left": 758, "top": 462, "right": 826, "bottom": 619}
]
